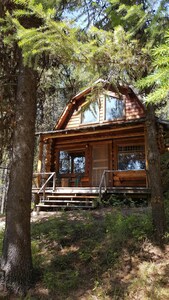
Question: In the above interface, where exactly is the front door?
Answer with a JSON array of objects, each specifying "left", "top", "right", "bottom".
[{"left": 92, "top": 143, "right": 109, "bottom": 186}]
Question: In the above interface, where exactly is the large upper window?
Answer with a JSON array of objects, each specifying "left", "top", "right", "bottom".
[
  {"left": 81, "top": 101, "right": 99, "bottom": 124},
  {"left": 105, "top": 95, "right": 125, "bottom": 121},
  {"left": 118, "top": 145, "right": 145, "bottom": 170},
  {"left": 59, "top": 151, "right": 85, "bottom": 174}
]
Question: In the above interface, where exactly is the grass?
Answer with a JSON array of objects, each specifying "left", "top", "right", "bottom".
[
  {"left": 0, "top": 207, "right": 169, "bottom": 299},
  {"left": 28, "top": 208, "right": 169, "bottom": 299}
]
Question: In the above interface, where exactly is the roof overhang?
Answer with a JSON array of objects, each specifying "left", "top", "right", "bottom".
[{"left": 36, "top": 117, "right": 146, "bottom": 140}]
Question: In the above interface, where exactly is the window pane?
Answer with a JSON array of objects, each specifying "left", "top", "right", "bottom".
[
  {"left": 59, "top": 151, "right": 85, "bottom": 174},
  {"left": 81, "top": 102, "right": 99, "bottom": 124},
  {"left": 73, "top": 156, "right": 85, "bottom": 173},
  {"left": 118, "top": 145, "right": 145, "bottom": 170},
  {"left": 59, "top": 151, "right": 71, "bottom": 174},
  {"left": 105, "top": 96, "right": 124, "bottom": 120}
]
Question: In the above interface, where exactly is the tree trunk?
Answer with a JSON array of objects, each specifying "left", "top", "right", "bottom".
[
  {"left": 1, "top": 59, "right": 37, "bottom": 295},
  {"left": 146, "top": 104, "right": 166, "bottom": 244}
]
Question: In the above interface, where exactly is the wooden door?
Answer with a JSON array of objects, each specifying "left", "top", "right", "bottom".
[{"left": 92, "top": 143, "right": 109, "bottom": 186}]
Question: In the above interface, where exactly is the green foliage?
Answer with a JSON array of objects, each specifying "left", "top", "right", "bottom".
[
  {"left": 105, "top": 211, "right": 153, "bottom": 242},
  {"left": 36, "top": 63, "right": 94, "bottom": 131},
  {"left": 82, "top": 0, "right": 169, "bottom": 105},
  {"left": 31, "top": 240, "right": 43, "bottom": 270},
  {"left": 43, "top": 269, "right": 79, "bottom": 294},
  {"left": 137, "top": 31, "right": 169, "bottom": 104},
  {"left": 0, "top": 206, "right": 167, "bottom": 298},
  {"left": 1, "top": 0, "right": 89, "bottom": 68},
  {"left": 86, "top": 25, "right": 149, "bottom": 84},
  {"left": 31, "top": 210, "right": 153, "bottom": 297}
]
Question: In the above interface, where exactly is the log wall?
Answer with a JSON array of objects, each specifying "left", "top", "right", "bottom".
[{"left": 45, "top": 131, "right": 147, "bottom": 188}]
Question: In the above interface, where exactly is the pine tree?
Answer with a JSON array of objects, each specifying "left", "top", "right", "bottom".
[
  {"left": 0, "top": 0, "right": 88, "bottom": 294},
  {"left": 138, "top": 30, "right": 169, "bottom": 105},
  {"left": 82, "top": 0, "right": 169, "bottom": 243}
]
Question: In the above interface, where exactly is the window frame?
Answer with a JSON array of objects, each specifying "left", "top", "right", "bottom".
[
  {"left": 104, "top": 93, "right": 125, "bottom": 122},
  {"left": 58, "top": 149, "right": 86, "bottom": 175},
  {"left": 117, "top": 145, "right": 145, "bottom": 171},
  {"left": 114, "top": 139, "right": 146, "bottom": 171},
  {"left": 81, "top": 100, "right": 100, "bottom": 125}
]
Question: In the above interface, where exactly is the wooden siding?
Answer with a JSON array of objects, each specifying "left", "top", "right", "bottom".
[
  {"left": 125, "top": 94, "right": 145, "bottom": 119},
  {"left": 64, "top": 92, "right": 145, "bottom": 130},
  {"left": 65, "top": 110, "right": 81, "bottom": 129}
]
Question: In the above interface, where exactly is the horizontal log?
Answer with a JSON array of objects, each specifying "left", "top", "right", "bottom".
[
  {"left": 113, "top": 170, "right": 146, "bottom": 177},
  {"left": 114, "top": 176, "right": 146, "bottom": 182},
  {"left": 114, "top": 181, "right": 146, "bottom": 187}
]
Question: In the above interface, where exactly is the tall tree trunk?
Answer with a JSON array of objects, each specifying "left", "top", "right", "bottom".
[
  {"left": 146, "top": 104, "right": 166, "bottom": 244},
  {"left": 1, "top": 58, "right": 37, "bottom": 295}
]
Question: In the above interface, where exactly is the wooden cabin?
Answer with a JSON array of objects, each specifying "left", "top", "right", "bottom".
[{"left": 33, "top": 79, "right": 168, "bottom": 210}]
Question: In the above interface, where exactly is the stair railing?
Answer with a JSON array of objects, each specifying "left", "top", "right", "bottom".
[
  {"left": 99, "top": 170, "right": 115, "bottom": 198},
  {"left": 33, "top": 172, "right": 56, "bottom": 200}
]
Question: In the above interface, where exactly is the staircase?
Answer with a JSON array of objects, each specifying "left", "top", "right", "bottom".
[
  {"left": 36, "top": 192, "right": 98, "bottom": 213},
  {"left": 32, "top": 172, "right": 99, "bottom": 212}
]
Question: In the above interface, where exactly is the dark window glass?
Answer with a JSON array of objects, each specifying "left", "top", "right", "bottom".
[
  {"left": 59, "top": 151, "right": 85, "bottom": 174},
  {"left": 105, "top": 95, "right": 124, "bottom": 120},
  {"left": 118, "top": 145, "right": 145, "bottom": 170}
]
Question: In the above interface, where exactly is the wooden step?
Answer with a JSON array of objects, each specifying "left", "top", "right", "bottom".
[
  {"left": 41, "top": 199, "right": 93, "bottom": 204},
  {"left": 36, "top": 203, "right": 93, "bottom": 213},
  {"left": 37, "top": 203, "right": 93, "bottom": 207},
  {"left": 46, "top": 195, "right": 98, "bottom": 199}
]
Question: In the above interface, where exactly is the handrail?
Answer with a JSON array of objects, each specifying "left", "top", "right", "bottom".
[
  {"left": 33, "top": 172, "right": 56, "bottom": 200},
  {"left": 99, "top": 170, "right": 114, "bottom": 198}
]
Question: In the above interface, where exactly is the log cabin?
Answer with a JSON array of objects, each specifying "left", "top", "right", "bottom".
[{"left": 33, "top": 79, "right": 169, "bottom": 210}]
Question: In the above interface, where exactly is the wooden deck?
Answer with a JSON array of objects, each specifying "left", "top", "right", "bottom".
[{"left": 32, "top": 186, "right": 151, "bottom": 212}]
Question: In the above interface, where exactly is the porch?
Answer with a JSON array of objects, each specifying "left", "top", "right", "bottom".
[{"left": 32, "top": 171, "right": 150, "bottom": 212}]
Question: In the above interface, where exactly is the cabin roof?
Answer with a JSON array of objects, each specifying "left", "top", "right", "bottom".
[{"left": 54, "top": 79, "right": 145, "bottom": 130}]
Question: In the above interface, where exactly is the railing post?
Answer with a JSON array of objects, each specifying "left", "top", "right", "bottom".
[
  {"left": 53, "top": 172, "right": 56, "bottom": 191},
  {"left": 104, "top": 171, "right": 107, "bottom": 191},
  {"left": 99, "top": 170, "right": 106, "bottom": 198},
  {"left": 43, "top": 186, "right": 45, "bottom": 201}
]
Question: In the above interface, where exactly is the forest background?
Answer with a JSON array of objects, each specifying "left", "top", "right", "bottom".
[{"left": 0, "top": 0, "right": 169, "bottom": 297}]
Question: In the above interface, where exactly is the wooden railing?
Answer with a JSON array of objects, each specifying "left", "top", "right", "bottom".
[
  {"left": 32, "top": 172, "right": 56, "bottom": 200},
  {"left": 99, "top": 170, "right": 113, "bottom": 197},
  {"left": 99, "top": 169, "right": 147, "bottom": 198}
]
